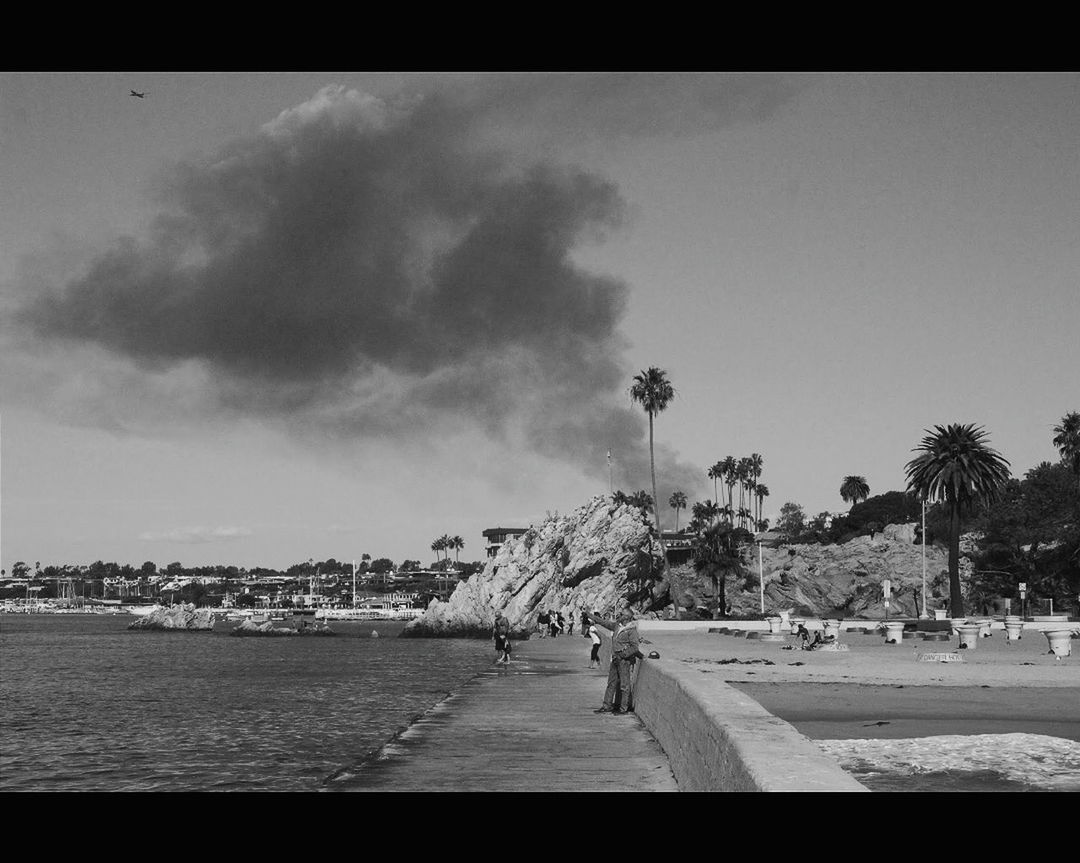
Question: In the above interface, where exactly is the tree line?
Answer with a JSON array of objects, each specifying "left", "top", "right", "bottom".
[{"left": 625, "top": 363, "right": 1078, "bottom": 619}]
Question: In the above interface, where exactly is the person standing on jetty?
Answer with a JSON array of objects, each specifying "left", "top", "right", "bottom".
[
  {"left": 590, "top": 609, "right": 645, "bottom": 714},
  {"left": 492, "top": 614, "right": 511, "bottom": 664}
]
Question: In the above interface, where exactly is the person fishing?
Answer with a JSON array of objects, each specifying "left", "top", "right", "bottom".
[{"left": 589, "top": 608, "right": 645, "bottom": 714}]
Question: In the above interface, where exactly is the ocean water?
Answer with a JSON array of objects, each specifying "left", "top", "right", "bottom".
[{"left": 0, "top": 614, "right": 494, "bottom": 791}]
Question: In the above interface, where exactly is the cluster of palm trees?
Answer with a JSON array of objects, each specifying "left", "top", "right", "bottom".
[
  {"left": 430, "top": 535, "right": 465, "bottom": 568},
  {"left": 702, "top": 455, "right": 768, "bottom": 532}
]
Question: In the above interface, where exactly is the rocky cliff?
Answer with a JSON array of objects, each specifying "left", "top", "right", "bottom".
[
  {"left": 404, "top": 494, "right": 663, "bottom": 637},
  {"left": 405, "top": 495, "right": 966, "bottom": 636},
  {"left": 680, "top": 522, "right": 957, "bottom": 619}
]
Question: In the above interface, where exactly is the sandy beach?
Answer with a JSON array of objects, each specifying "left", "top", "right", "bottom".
[{"left": 638, "top": 623, "right": 1080, "bottom": 790}]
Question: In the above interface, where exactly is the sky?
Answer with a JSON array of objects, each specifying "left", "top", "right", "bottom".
[{"left": 1, "top": 71, "right": 1077, "bottom": 572}]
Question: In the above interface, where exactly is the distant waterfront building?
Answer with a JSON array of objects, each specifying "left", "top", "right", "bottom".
[{"left": 482, "top": 526, "right": 529, "bottom": 558}]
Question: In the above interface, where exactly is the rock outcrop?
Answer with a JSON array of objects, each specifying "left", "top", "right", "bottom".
[
  {"left": 405, "top": 494, "right": 663, "bottom": 637},
  {"left": 686, "top": 528, "right": 956, "bottom": 619},
  {"left": 406, "top": 493, "right": 969, "bottom": 636},
  {"left": 229, "top": 619, "right": 336, "bottom": 637},
  {"left": 127, "top": 603, "right": 214, "bottom": 631}
]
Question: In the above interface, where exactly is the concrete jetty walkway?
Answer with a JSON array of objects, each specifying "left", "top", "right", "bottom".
[{"left": 334, "top": 632, "right": 678, "bottom": 791}]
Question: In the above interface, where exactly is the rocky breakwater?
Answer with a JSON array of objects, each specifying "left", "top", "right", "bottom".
[
  {"left": 404, "top": 494, "right": 663, "bottom": 637},
  {"left": 729, "top": 523, "right": 953, "bottom": 618},
  {"left": 229, "top": 619, "right": 336, "bottom": 637},
  {"left": 127, "top": 603, "right": 214, "bottom": 631}
]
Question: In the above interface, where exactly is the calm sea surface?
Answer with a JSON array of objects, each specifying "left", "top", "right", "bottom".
[{"left": 0, "top": 614, "right": 494, "bottom": 791}]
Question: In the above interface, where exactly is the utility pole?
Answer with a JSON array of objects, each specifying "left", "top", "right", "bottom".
[{"left": 921, "top": 498, "right": 928, "bottom": 618}]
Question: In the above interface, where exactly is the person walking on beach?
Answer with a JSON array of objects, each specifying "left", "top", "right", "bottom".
[
  {"left": 580, "top": 609, "right": 590, "bottom": 637},
  {"left": 567, "top": 610, "right": 575, "bottom": 637},
  {"left": 537, "top": 609, "right": 550, "bottom": 637},
  {"left": 588, "top": 620, "right": 602, "bottom": 668},
  {"left": 493, "top": 614, "right": 511, "bottom": 664},
  {"left": 590, "top": 609, "right": 644, "bottom": 714}
]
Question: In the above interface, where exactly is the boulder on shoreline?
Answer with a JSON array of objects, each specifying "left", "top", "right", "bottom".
[{"left": 127, "top": 603, "right": 214, "bottom": 631}]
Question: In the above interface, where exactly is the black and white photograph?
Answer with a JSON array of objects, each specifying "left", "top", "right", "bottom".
[{"left": 1, "top": 71, "right": 1078, "bottom": 793}]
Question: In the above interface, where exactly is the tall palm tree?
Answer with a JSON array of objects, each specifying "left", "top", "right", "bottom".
[
  {"left": 905, "top": 424, "right": 1011, "bottom": 618},
  {"left": 736, "top": 458, "right": 752, "bottom": 530},
  {"left": 707, "top": 462, "right": 723, "bottom": 521},
  {"left": 755, "top": 484, "right": 769, "bottom": 530},
  {"left": 431, "top": 537, "right": 445, "bottom": 563},
  {"left": 669, "top": 490, "right": 687, "bottom": 532},
  {"left": 1052, "top": 411, "right": 1080, "bottom": 492},
  {"left": 839, "top": 476, "right": 870, "bottom": 510},
  {"left": 451, "top": 535, "right": 464, "bottom": 567},
  {"left": 630, "top": 367, "right": 676, "bottom": 610},
  {"left": 721, "top": 456, "right": 737, "bottom": 525}
]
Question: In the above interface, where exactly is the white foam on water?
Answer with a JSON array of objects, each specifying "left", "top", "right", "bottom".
[{"left": 817, "top": 733, "right": 1080, "bottom": 791}]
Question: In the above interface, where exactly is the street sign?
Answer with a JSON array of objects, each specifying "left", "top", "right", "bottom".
[{"left": 1018, "top": 583, "right": 1027, "bottom": 591}]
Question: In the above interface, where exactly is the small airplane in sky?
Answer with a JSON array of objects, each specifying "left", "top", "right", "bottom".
[{"left": 130, "top": 90, "right": 146, "bottom": 98}]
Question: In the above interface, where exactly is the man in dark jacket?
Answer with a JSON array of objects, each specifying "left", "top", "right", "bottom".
[{"left": 590, "top": 609, "right": 645, "bottom": 714}]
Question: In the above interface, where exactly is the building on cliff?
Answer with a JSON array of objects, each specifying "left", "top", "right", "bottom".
[
  {"left": 482, "top": 526, "right": 529, "bottom": 558},
  {"left": 660, "top": 530, "right": 694, "bottom": 565}
]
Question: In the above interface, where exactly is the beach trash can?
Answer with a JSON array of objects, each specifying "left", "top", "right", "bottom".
[
  {"left": 955, "top": 623, "right": 982, "bottom": 649},
  {"left": 1044, "top": 629, "right": 1074, "bottom": 658}
]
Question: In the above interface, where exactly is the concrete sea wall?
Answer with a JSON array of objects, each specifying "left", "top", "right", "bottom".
[{"left": 597, "top": 622, "right": 867, "bottom": 792}]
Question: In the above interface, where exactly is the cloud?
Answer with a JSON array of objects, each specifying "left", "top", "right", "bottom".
[
  {"left": 138, "top": 526, "right": 253, "bottom": 544},
  {"left": 12, "top": 77, "right": 800, "bottom": 499}
]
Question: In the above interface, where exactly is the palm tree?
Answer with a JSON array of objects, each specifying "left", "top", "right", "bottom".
[
  {"left": 755, "top": 484, "right": 769, "bottom": 529},
  {"left": 451, "top": 535, "right": 464, "bottom": 567},
  {"left": 629, "top": 489, "right": 654, "bottom": 512},
  {"left": 721, "top": 456, "right": 737, "bottom": 525},
  {"left": 707, "top": 463, "right": 723, "bottom": 520},
  {"left": 690, "top": 499, "right": 720, "bottom": 532},
  {"left": 736, "top": 458, "right": 752, "bottom": 530},
  {"left": 905, "top": 424, "right": 1011, "bottom": 618},
  {"left": 630, "top": 367, "right": 676, "bottom": 610},
  {"left": 669, "top": 490, "right": 687, "bottom": 532},
  {"left": 839, "top": 476, "right": 870, "bottom": 510},
  {"left": 431, "top": 538, "right": 444, "bottom": 564},
  {"left": 692, "top": 522, "right": 744, "bottom": 619},
  {"left": 1052, "top": 411, "right": 1080, "bottom": 492}
]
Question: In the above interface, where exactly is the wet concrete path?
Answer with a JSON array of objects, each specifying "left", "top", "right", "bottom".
[{"left": 329, "top": 632, "right": 678, "bottom": 791}]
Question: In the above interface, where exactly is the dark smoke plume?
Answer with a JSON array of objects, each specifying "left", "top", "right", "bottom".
[{"left": 15, "top": 77, "right": 799, "bottom": 498}]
